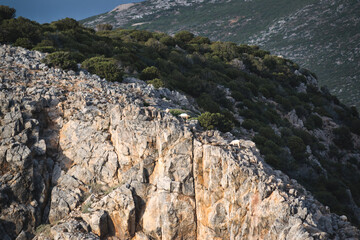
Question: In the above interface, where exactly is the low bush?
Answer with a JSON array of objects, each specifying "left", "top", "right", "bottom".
[
  {"left": 333, "top": 126, "right": 353, "bottom": 149},
  {"left": 148, "top": 78, "right": 165, "bottom": 88},
  {"left": 198, "top": 112, "right": 233, "bottom": 132},
  {"left": 140, "top": 66, "right": 160, "bottom": 80},
  {"left": 82, "top": 56, "right": 123, "bottom": 82},
  {"left": 43, "top": 51, "right": 82, "bottom": 70}
]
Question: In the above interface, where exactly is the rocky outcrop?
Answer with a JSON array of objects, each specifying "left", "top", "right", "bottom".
[{"left": 0, "top": 44, "right": 359, "bottom": 239}]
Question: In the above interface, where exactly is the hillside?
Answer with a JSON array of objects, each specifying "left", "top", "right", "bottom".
[
  {"left": 1, "top": 43, "right": 359, "bottom": 240},
  {"left": 81, "top": 0, "right": 360, "bottom": 108},
  {"left": 1, "top": 5, "right": 360, "bottom": 238}
]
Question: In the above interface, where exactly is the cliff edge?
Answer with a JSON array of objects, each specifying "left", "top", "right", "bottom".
[{"left": 0, "top": 45, "right": 359, "bottom": 239}]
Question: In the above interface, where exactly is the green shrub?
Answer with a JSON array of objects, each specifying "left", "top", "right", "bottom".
[
  {"left": 242, "top": 119, "right": 261, "bottom": 131},
  {"left": 82, "top": 56, "right": 123, "bottom": 82},
  {"left": 159, "top": 36, "right": 176, "bottom": 47},
  {"left": 287, "top": 136, "right": 306, "bottom": 161},
  {"left": 190, "top": 36, "right": 211, "bottom": 45},
  {"left": 96, "top": 23, "right": 113, "bottom": 31},
  {"left": 140, "top": 66, "right": 160, "bottom": 80},
  {"left": 0, "top": 17, "right": 42, "bottom": 44},
  {"left": 210, "top": 41, "right": 238, "bottom": 61},
  {"left": 130, "top": 30, "right": 153, "bottom": 42},
  {"left": 174, "top": 30, "right": 194, "bottom": 44},
  {"left": 196, "top": 93, "right": 220, "bottom": 113},
  {"left": 198, "top": 112, "right": 233, "bottom": 132},
  {"left": 32, "top": 46, "right": 56, "bottom": 53},
  {"left": 43, "top": 51, "right": 81, "bottom": 70},
  {"left": 259, "top": 127, "right": 282, "bottom": 145},
  {"left": 263, "top": 54, "right": 277, "bottom": 70},
  {"left": 148, "top": 78, "right": 165, "bottom": 88},
  {"left": 169, "top": 109, "right": 186, "bottom": 117},
  {"left": 0, "top": 5, "right": 16, "bottom": 22},
  {"left": 265, "top": 154, "right": 282, "bottom": 168},
  {"left": 305, "top": 114, "right": 323, "bottom": 130},
  {"left": 350, "top": 119, "right": 360, "bottom": 135},
  {"left": 333, "top": 126, "right": 353, "bottom": 149},
  {"left": 52, "top": 18, "right": 79, "bottom": 31},
  {"left": 81, "top": 57, "right": 123, "bottom": 82},
  {"left": 14, "top": 37, "right": 33, "bottom": 49}
]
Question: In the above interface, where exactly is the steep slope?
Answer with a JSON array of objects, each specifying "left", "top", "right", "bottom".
[
  {"left": 81, "top": 0, "right": 360, "bottom": 108},
  {"left": 2, "top": 11, "right": 360, "bottom": 229},
  {"left": 1, "top": 44, "right": 359, "bottom": 240}
]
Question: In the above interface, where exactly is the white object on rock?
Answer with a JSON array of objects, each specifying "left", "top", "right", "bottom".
[
  {"left": 179, "top": 113, "right": 190, "bottom": 120},
  {"left": 230, "top": 139, "right": 241, "bottom": 147}
]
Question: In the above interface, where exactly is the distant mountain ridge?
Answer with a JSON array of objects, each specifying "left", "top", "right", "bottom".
[{"left": 81, "top": 0, "right": 360, "bottom": 108}]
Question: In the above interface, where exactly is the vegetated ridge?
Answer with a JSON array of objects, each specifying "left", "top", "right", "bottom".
[
  {"left": 1, "top": 5, "right": 360, "bottom": 238},
  {"left": 81, "top": 0, "right": 360, "bottom": 109}
]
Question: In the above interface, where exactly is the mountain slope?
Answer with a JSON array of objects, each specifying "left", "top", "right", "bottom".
[
  {"left": 81, "top": 0, "right": 360, "bottom": 108},
  {"left": 1, "top": 43, "right": 359, "bottom": 240},
  {"left": 2, "top": 6, "right": 360, "bottom": 232}
]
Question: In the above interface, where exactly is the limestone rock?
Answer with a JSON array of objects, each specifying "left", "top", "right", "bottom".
[
  {"left": 0, "top": 44, "right": 358, "bottom": 240},
  {"left": 94, "top": 185, "right": 136, "bottom": 239}
]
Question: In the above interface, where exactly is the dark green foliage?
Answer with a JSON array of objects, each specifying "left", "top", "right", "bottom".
[
  {"left": 0, "top": 17, "right": 42, "bottom": 44},
  {"left": 52, "top": 18, "right": 79, "bottom": 31},
  {"left": 287, "top": 136, "right": 306, "bottom": 161},
  {"left": 130, "top": 30, "right": 153, "bottom": 42},
  {"left": 305, "top": 114, "right": 323, "bottom": 130},
  {"left": 333, "top": 126, "right": 353, "bottom": 149},
  {"left": 350, "top": 118, "right": 360, "bottom": 135},
  {"left": 174, "top": 30, "right": 194, "bottom": 44},
  {"left": 96, "top": 23, "right": 113, "bottom": 31},
  {"left": 159, "top": 36, "right": 176, "bottom": 47},
  {"left": 198, "top": 112, "right": 233, "bottom": 132},
  {"left": 43, "top": 51, "right": 82, "bottom": 70},
  {"left": 148, "top": 78, "right": 165, "bottom": 88},
  {"left": 196, "top": 93, "right": 220, "bottom": 113},
  {"left": 82, "top": 56, "right": 123, "bottom": 82},
  {"left": 140, "top": 66, "right": 160, "bottom": 80},
  {"left": 190, "top": 36, "right": 211, "bottom": 45},
  {"left": 14, "top": 38, "right": 33, "bottom": 49},
  {"left": 210, "top": 41, "right": 238, "bottom": 61},
  {"left": 242, "top": 119, "right": 262, "bottom": 131},
  {"left": 0, "top": 5, "right": 15, "bottom": 22}
]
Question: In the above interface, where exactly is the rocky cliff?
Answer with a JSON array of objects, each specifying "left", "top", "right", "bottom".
[{"left": 0, "top": 45, "right": 359, "bottom": 239}]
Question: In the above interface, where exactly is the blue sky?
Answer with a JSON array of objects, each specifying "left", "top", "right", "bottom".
[{"left": 0, "top": 0, "right": 143, "bottom": 23}]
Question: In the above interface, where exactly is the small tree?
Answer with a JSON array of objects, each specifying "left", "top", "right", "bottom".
[
  {"left": 140, "top": 66, "right": 160, "bottom": 80},
  {"left": 333, "top": 126, "right": 353, "bottom": 149},
  {"left": 14, "top": 38, "right": 33, "bottom": 49},
  {"left": 174, "top": 31, "right": 194, "bottom": 44},
  {"left": 288, "top": 136, "right": 306, "bottom": 161},
  {"left": 43, "top": 51, "right": 84, "bottom": 71},
  {"left": 82, "top": 56, "right": 123, "bottom": 82},
  {"left": 52, "top": 18, "right": 79, "bottom": 31},
  {"left": 96, "top": 23, "right": 113, "bottom": 31},
  {"left": 198, "top": 112, "right": 233, "bottom": 132},
  {"left": 160, "top": 36, "right": 175, "bottom": 47},
  {"left": 148, "top": 78, "right": 165, "bottom": 88},
  {"left": 0, "top": 5, "right": 16, "bottom": 22}
]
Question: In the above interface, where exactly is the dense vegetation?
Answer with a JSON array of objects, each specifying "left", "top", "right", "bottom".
[
  {"left": 1, "top": 6, "right": 360, "bottom": 226},
  {"left": 82, "top": 0, "right": 360, "bottom": 109}
]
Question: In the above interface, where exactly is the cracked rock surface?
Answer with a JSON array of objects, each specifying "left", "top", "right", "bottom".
[{"left": 0, "top": 45, "right": 359, "bottom": 239}]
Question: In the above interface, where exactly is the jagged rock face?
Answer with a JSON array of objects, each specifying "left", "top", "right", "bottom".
[{"left": 0, "top": 45, "right": 359, "bottom": 239}]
